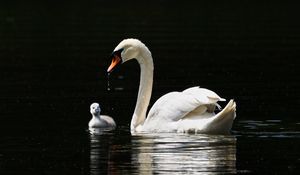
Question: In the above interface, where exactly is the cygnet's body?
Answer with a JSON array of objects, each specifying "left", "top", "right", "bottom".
[{"left": 89, "top": 103, "right": 116, "bottom": 129}]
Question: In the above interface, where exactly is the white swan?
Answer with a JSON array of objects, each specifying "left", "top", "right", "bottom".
[
  {"left": 107, "top": 39, "right": 236, "bottom": 134},
  {"left": 89, "top": 103, "right": 116, "bottom": 130}
]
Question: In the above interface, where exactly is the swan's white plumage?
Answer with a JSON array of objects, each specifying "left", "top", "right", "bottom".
[
  {"left": 142, "top": 87, "right": 235, "bottom": 133},
  {"left": 146, "top": 87, "right": 220, "bottom": 122},
  {"left": 109, "top": 39, "right": 236, "bottom": 134}
]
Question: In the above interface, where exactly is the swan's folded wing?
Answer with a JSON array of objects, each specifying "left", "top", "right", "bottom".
[
  {"left": 183, "top": 86, "right": 226, "bottom": 102},
  {"left": 146, "top": 87, "right": 225, "bottom": 123}
]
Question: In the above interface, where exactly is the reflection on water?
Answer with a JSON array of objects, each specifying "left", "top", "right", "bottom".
[
  {"left": 132, "top": 134, "right": 236, "bottom": 175},
  {"left": 88, "top": 120, "right": 300, "bottom": 174},
  {"left": 89, "top": 131, "right": 117, "bottom": 175},
  {"left": 90, "top": 131, "right": 236, "bottom": 174}
]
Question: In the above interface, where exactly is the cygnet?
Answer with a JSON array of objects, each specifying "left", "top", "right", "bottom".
[{"left": 89, "top": 103, "right": 116, "bottom": 129}]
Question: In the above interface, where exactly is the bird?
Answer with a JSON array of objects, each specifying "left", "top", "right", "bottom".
[
  {"left": 107, "top": 38, "right": 236, "bottom": 134},
  {"left": 88, "top": 103, "right": 116, "bottom": 131}
]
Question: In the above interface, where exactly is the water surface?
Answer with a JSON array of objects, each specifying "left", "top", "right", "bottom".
[{"left": 2, "top": 120, "right": 299, "bottom": 174}]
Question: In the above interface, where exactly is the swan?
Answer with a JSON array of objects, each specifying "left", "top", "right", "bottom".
[
  {"left": 107, "top": 39, "right": 236, "bottom": 134},
  {"left": 89, "top": 103, "right": 116, "bottom": 130}
]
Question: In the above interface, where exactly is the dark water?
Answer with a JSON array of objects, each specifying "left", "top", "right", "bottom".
[{"left": 1, "top": 1, "right": 300, "bottom": 174}]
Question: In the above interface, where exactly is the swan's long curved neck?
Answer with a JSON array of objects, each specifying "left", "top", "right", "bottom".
[{"left": 131, "top": 51, "right": 153, "bottom": 131}]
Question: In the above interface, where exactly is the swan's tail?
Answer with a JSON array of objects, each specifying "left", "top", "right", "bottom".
[
  {"left": 206, "top": 99, "right": 236, "bottom": 134},
  {"left": 221, "top": 99, "right": 236, "bottom": 119}
]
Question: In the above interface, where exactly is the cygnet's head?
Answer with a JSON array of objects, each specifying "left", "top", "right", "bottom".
[{"left": 90, "top": 103, "right": 101, "bottom": 116}]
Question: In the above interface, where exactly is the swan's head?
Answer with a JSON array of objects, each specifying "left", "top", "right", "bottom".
[
  {"left": 107, "top": 38, "right": 150, "bottom": 72},
  {"left": 90, "top": 103, "right": 101, "bottom": 116}
]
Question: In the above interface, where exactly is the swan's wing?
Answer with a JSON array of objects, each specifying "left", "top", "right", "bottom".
[
  {"left": 146, "top": 86, "right": 225, "bottom": 123},
  {"left": 182, "top": 86, "right": 226, "bottom": 102}
]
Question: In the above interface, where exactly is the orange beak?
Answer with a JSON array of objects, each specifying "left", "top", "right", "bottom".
[{"left": 107, "top": 55, "right": 122, "bottom": 73}]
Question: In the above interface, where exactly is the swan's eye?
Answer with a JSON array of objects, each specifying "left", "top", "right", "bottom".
[{"left": 113, "top": 48, "right": 124, "bottom": 56}]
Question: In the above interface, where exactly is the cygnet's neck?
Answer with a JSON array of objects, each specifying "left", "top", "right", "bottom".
[
  {"left": 92, "top": 113, "right": 101, "bottom": 119},
  {"left": 131, "top": 49, "right": 154, "bottom": 131}
]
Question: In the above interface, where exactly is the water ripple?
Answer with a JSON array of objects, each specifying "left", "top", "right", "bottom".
[{"left": 233, "top": 120, "right": 300, "bottom": 138}]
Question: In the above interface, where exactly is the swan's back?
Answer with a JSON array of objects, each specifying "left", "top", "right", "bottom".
[
  {"left": 146, "top": 87, "right": 224, "bottom": 121},
  {"left": 141, "top": 87, "right": 236, "bottom": 134}
]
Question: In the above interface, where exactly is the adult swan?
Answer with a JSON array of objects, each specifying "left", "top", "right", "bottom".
[{"left": 107, "top": 39, "right": 236, "bottom": 134}]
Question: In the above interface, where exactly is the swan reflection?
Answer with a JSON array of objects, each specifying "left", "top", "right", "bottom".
[
  {"left": 131, "top": 133, "right": 236, "bottom": 174},
  {"left": 89, "top": 131, "right": 236, "bottom": 174}
]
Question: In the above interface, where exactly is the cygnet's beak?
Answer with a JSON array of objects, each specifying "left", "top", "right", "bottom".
[
  {"left": 107, "top": 50, "right": 122, "bottom": 73},
  {"left": 92, "top": 108, "right": 100, "bottom": 115},
  {"left": 95, "top": 108, "right": 100, "bottom": 114}
]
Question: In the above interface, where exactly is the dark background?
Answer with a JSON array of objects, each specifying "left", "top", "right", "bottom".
[
  {"left": 1, "top": 1, "right": 299, "bottom": 127},
  {"left": 0, "top": 1, "right": 300, "bottom": 174}
]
